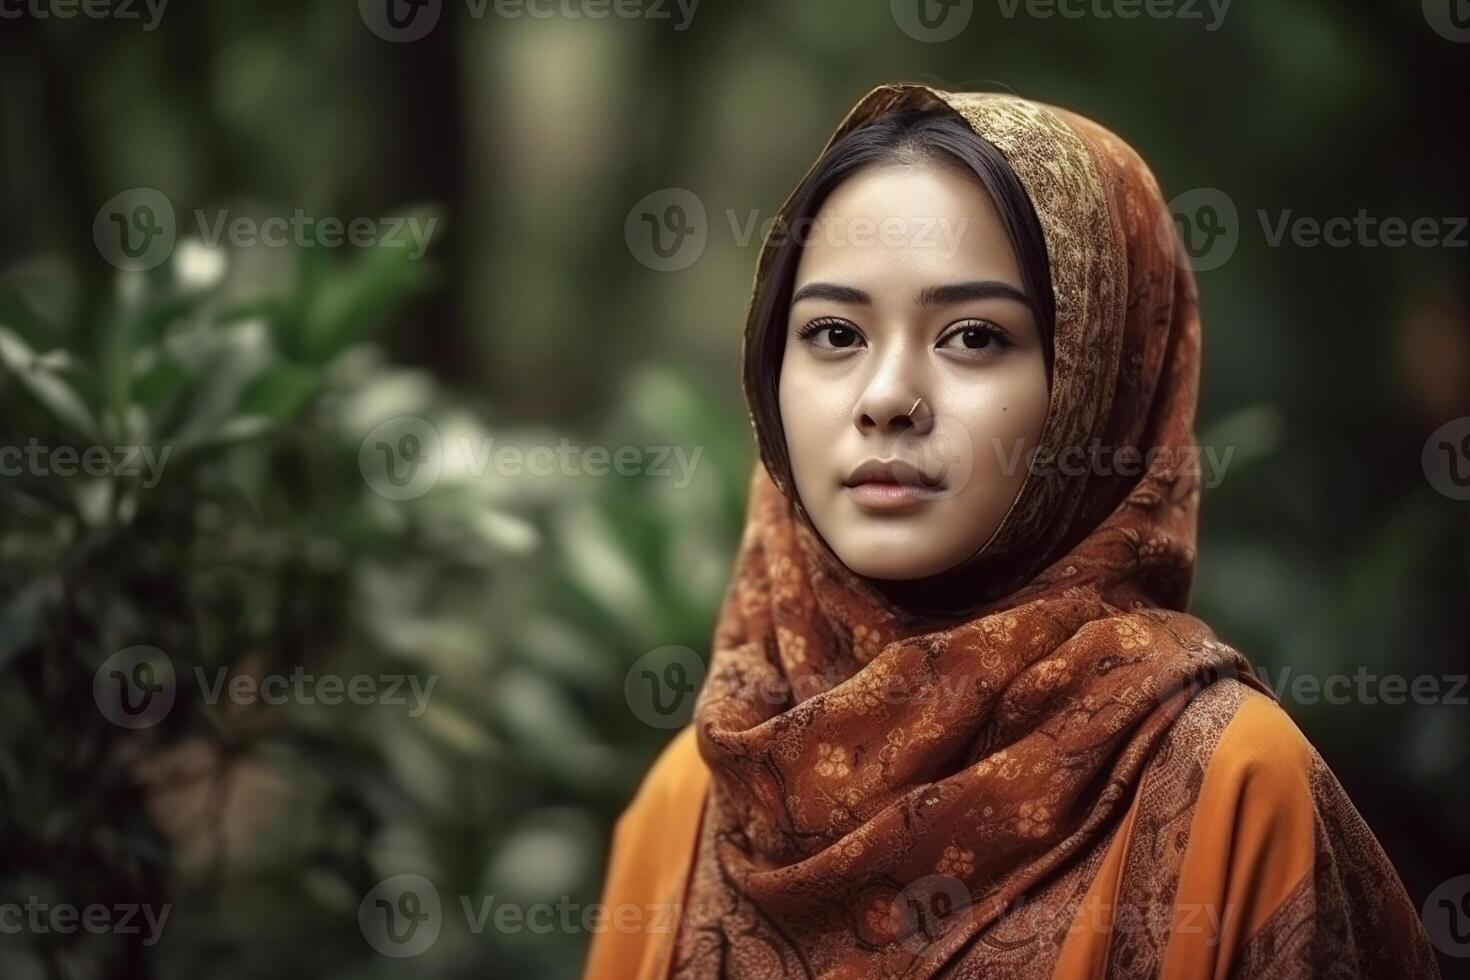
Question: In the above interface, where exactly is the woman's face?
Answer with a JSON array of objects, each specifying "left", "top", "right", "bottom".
[{"left": 778, "top": 161, "right": 1050, "bottom": 581}]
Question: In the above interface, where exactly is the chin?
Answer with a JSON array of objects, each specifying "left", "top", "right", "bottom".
[
  {"left": 815, "top": 499, "right": 990, "bottom": 581},
  {"left": 827, "top": 535, "right": 972, "bottom": 581},
  {"left": 846, "top": 559, "right": 942, "bottom": 581}
]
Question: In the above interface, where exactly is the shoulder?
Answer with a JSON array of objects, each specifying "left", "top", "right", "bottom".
[
  {"left": 1131, "top": 679, "right": 1319, "bottom": 973},
  {"left": 1087, "top": 679, "right": 1319, "bottom": 977},
  {"left": 1154, "top": 678, "right": 1317, "bottom": 885},
  {"left": 1149, "top": 686, "right": 1443, "bottom": 977},
  {"left": 585, "top": 729, "right": 710, "bottom": 980},
  {"left": 617, "top": 726, "right": 708, "bottom": 830},
  {"left": 1189, "top": 679, "right": 1313, "bottom": 800},
  {"left": 610, "top": 726, "right": 710, "bottom": 859},
  {"left": 1160, "top": 677, "right": 1314, "bottom": 806}
]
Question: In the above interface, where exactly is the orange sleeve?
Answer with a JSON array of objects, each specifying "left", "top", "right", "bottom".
[
  {"left": 1162, "top": 696, "right": 1439, "bottom": 979},
  {"left": 1158, "top": 694, "right": 1317, "bottom": 980},
  {"left": 581, "top": 727, "right": 710, "bottom": 980},
  {"left": 1053, "top": 692, "right": 1318, "bottom": 979}
]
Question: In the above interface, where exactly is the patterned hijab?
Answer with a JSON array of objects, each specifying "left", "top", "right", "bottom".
[{"left": 677, "top": 84, "right": 1273, "bottom": 978}]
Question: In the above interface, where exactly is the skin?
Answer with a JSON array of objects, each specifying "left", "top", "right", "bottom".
[{"left": 778, "top": 160, "right": 1051, "bottom": 580}]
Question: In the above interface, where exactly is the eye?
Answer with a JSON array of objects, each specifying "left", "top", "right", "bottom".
[
  {"left": 936, "top": 319, "right": 1013, "bottom": 357},
  {"left": 796, "top": 318, "right": 866, "bottom": 353}
]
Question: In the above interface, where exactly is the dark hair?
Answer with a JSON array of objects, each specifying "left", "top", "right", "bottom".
[{"left": 742, "top": 107, "right": 1055, "bottom": 497}]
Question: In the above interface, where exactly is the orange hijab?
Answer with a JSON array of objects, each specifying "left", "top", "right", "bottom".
[{"left": 677, "top": 84, "right": 1273, "bottom": 978}]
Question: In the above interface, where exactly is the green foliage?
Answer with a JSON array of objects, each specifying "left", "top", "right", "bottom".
[{"left": 0, "top": 241, "right": 748, "bottom": 979}]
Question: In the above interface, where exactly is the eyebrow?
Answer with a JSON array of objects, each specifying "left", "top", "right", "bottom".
[{"left": 790, "top": 279, "right": 1033, "bottom": 309}]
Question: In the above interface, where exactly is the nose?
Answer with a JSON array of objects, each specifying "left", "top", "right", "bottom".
[{"left": 852, "top": 352, "right": 934, "bottom": 437}]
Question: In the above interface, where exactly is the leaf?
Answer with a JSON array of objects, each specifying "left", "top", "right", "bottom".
[
  {"left": 130, "top": 352, "right": 190, "bottom": 412},
  {"left": 0, "top": 327, "right": 98, "bottom": 439},
  {"left": 238, "top": 363, "right": 321, "bottom": 422},
  {"left": 293, "top": 205, "right": 442, "bottom": 364},
  {"left": 176, "top": 415, "right": 275, "bottom": 454}
]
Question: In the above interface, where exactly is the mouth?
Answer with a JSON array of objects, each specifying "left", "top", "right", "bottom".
[{"left": 842, "top": 458, "right": 946, "bottom": 511}]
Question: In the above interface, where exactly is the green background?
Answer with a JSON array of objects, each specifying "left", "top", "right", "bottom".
[{"left": 1, "top": 1, "right": 1467, "bottom": 977}]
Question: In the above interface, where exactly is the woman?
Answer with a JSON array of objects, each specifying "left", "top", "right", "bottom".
[{"left": 584, "top": 83, "right": 1441, "bottom": 979}]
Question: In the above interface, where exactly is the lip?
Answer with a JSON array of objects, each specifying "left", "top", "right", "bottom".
[{"left": 842, "top": 458, "right": 946, "bottom": 511}]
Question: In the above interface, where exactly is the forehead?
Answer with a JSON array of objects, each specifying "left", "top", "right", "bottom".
[{"left": 791, "top": 161, "right": 1023, "bottom": 289}]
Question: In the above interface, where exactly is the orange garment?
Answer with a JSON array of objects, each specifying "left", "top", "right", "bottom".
[{"left": 584, "top": 681, "right": 1433, "bottom": 979}]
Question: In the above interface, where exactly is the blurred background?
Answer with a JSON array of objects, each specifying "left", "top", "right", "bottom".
[{"left": 1, "top": 1, "right": 1467, "bottom": 977}]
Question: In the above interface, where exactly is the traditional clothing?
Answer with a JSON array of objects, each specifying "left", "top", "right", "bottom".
[{"left": 584, "top": 84, "right": 1441, "bottom": 980}]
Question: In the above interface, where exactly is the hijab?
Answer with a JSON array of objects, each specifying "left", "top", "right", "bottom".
[{"left": 675, "top": 83, "right": 1275, "bottom": 978}]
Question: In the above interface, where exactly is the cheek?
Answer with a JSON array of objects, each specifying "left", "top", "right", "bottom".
[
  {"left": 974, "top": 385, "right": 1048, "bottom": 452},
  {"left": 778, "top": 354, "right": 855, "bottom": 470},
  {"left": 932, "top": 361, "right": 1050, "bottom": 497}
]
